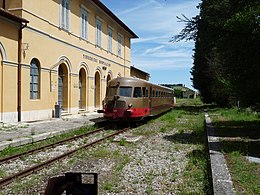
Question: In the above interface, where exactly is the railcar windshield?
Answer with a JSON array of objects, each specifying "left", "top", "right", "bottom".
[{"left": 119, "top": 86, "right": 132, "bottom": 97}]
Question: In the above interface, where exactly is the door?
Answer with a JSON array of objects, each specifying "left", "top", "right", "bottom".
[
  {"left": 58, "top": 66, "right": 63, "bottom": 109},
  {"left": 79, "top": 71, "right": 82, "bottom": 109}
]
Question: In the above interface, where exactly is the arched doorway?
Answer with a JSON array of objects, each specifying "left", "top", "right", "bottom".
[
  {"left": 58, "top": 64, "right": 68, "bottom": 111},
  {"left": 94, "top": 71, "right": 101, "bottom": 108},
  {"left": 0, "top": 51, "right": 2, "bottom": 120},
  {"left": 79, "top": 68, "right": 87, "bottom": 110},
  {"left": 107, "top": 74, "right": 111, "bottom": 85}
]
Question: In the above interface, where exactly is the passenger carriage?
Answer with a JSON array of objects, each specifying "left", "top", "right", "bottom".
[{"left": 98, "top": 77, "right": 174, "bottom": 121}]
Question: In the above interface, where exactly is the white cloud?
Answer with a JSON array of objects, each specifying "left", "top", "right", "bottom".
[
  {"left": 101, "top": 0, "right": 200, "bottom": 86},
  {"left": 118, "top": 0, "right": 199, "bottom": 36},
  {"left": 144, "top": 45, "right": 165, "bottom": 54}
]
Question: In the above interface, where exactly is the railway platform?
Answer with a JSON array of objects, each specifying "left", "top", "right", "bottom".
[{"left": 0, "top": 112, "right": 103, "bottom": 151}]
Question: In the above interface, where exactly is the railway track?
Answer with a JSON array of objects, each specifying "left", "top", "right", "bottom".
[
  {"left": 0, "top": 127, "right": 105, "bottom": 164},
  {"left": 0, "top": 127, "right": 130, "bottom": 188}
]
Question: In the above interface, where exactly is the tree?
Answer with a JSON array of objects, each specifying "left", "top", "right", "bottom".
[{"left": 174, "top": 0, "right": 260, "bottom": 108}]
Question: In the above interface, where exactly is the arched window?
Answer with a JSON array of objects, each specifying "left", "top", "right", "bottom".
[{"left": 30, "top": 58, "right": 40, "bottom": 99}]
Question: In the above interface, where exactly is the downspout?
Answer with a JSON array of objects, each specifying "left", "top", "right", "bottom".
[
  {"left": 18, "top": 22, "right": 27, "bottom": 121},
  {"left": 3, "top": 0, "right": 5, "bottom": 9}
]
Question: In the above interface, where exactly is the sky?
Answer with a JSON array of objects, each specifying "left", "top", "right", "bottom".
[{"left": 101, "top": 0, "right": 201, "bottom": 89}]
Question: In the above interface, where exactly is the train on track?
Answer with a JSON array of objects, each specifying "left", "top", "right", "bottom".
[{"left": 98, "top": 77, "right": 174, "bottom": 121}]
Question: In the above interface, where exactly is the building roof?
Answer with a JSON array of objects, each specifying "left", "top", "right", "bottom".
[
  {"left": 131, "top": 66, "right": 150, "bottom": 77},
  {"left": 0, "top": 8, "right": 29, "bottom": 24},
  {"left": 161, "top": 84, "right": 195, "bottom": 93},
  {"left": 92, "top": 0, "right": 138, "bottom": 38}
]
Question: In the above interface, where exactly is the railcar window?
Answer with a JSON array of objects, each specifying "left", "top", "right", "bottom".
[
  {"left": 133, "top": 87, "right": 142, "bottom": 98},
  {"left": 107, "top": 87, "right": 117, "bottom": 96},
  {"left": 156, "top": 90, "right": 158, "bottom": 97},
  {"left": 152, "top": 90, "right": 155, "bottom": 97},
  {"left": 119, "top": 86, "right": 132, "bottom": 97},
  {"left": 142, "top": 87, "right": 148, "bottom": 97}
]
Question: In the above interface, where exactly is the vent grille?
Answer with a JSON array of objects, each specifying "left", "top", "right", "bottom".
[
  {"left": 115, "top": 101, "right": 126, "bottom": 108},
  {"left": 107, "top": 100, "right": 126, "bottom": 109}
]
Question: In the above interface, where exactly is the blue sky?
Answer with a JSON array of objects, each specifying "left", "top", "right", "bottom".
[{"left": 101, "top": 0, "right": 201, "bottom": 89}]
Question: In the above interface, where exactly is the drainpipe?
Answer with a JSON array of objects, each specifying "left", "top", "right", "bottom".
[
  {"left": 18, "top": 22, "right": 27, "bottom": 122},
  {"left": 3, "top": 0, "right": 5, "bottom": 9}
]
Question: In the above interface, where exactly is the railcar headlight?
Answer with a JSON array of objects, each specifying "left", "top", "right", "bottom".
[{"left": 128, "top": 103, "right": 132, "bottom": 108}]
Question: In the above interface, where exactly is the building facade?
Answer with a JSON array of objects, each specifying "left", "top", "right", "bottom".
[
  {"left": 0, "top": 0, "right": 137, "bottom": 122},
  {"left": 130, "top": 66, "right": 150, "bottom": 81}
]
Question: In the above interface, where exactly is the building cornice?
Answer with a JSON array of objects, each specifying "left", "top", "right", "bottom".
[
  {"left": 0, "top": 8, "right": 29, "bottom": 24},
  {"left": 91, "top": 0, "right": 138, "bottom": 39}
]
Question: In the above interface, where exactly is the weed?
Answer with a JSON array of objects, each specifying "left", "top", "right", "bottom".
[
  {"left": 20, "top": 124, "right": 29, "bottom": 128},
  {"left": 68, "top": 158, "right": 77, "bottom": 165},
  {"left": 0, "top": 169, "right": 7, "bottom": 178},
  {"left": 160, "top": 127, "right": 167, "bottom": 133},
  {"left": 119, "top": 138, "right": 126, "bottom": 146},
  {"left": 103, "top": 182, "right": 113, "bottom": 191},
  {"left": 31, "top": 128, "right": 36, "bottom": 135}
]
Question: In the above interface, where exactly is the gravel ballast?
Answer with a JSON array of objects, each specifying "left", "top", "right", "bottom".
[{"left": 0, "top": 111, "right": 208, "bottom": 194}]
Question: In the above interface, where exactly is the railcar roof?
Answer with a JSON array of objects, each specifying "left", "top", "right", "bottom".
[{"left": 109, "top": 77, "right": 174, "bottom": 91}]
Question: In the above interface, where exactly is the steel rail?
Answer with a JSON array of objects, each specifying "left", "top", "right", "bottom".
[
  {"left": 0, "top": 127, "right": 130, "bottom": 188},
  {"left": 0, "top": 128, "right": 105, "bottom": 164}
]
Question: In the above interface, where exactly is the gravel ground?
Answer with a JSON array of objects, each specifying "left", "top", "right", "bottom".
[{"left": 0, "top": 120, "right": 203, "bottom": 195}]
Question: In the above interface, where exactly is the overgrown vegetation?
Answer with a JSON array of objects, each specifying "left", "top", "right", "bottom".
[
  {"left": 172, "top": 99, "right": 212, "bottom": 194},
  {"left": 209, "top": 108, "right": 260, "bottom": 194}
]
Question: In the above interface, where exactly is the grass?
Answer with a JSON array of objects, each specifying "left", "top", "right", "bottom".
[
  {"left": 226, "top": 151, "right": 260, "bottom": 194},
  {"left": 209, "top": 107, "right": 260, "bottom": 194},
  {"left": 0, "top": 125, "right": 95, "bottom": 159},
  {"left": 85, "top": 145, "right": 131, "bottom": 193},
  {"left": 132, "top": 98, "right": 211, "bottom": 194},
  {"left": 0, "top": 169, "right": 7, "bottom": 178},
  {"left": 172, "top": 100, "right": 211, "bottom": 194}
]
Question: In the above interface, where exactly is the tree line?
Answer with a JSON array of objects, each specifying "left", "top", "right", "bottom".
[{"left": 174, "top": 0, "right": 260, "bottom": 109}]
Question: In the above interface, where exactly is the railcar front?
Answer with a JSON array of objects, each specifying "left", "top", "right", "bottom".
[{"left": 98, "top": 77, "right": 150, "bottom": 121}]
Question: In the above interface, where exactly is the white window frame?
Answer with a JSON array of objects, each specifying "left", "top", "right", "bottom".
[
  {"left": 80, "top": 7, "right": 88, "bottom": 39},
  {"left": 107, "top": 26, "right": 113, "bottom": 53},
  {"left": 60, "top": 0, "right": 70, "bottom": 31},
  {"left": 117, "top": 33, "right": 122, "bottom": 57},
  {"left": 96, "top": 18, "right": 102, "bottom": 47}
]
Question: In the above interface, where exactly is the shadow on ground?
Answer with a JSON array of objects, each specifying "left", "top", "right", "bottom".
[
  {"left": 166, "top": 104, "right": 260, "bottom": 158},
  {"left": 163, "top": 104, "right": 208, "bottom": 145},
  {"left": 211, "top": 120, "right": 260, "bottom": 158}
]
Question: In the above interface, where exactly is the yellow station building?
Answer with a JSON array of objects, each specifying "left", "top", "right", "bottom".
[{"left": 0, "top": 0, "right": 138, "bottom": 122}]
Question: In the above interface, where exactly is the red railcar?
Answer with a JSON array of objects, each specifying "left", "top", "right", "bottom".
[{"left": 98, "top": 77, "right": 174, "bottom": 121}]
